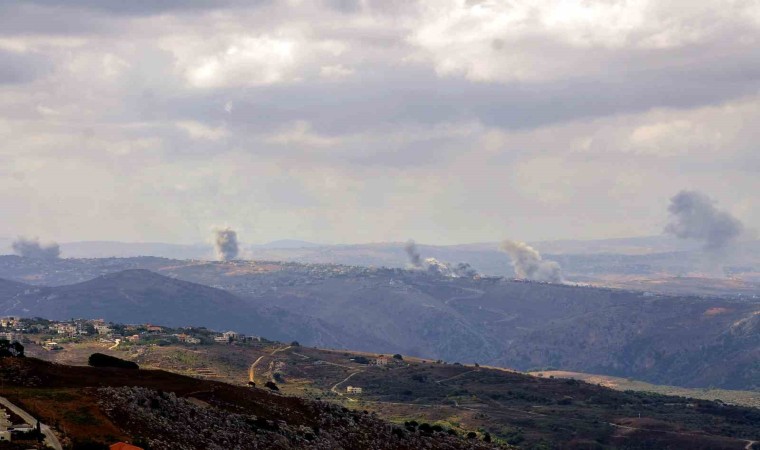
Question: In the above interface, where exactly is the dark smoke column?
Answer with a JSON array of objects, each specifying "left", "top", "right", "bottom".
[
  {"left": 214, "top": 227, "right": 239, "bottom": 261},
  {"left": 404, "top": 239, "right": 424, "bottom": 268},
  {"left": 665, "top": 190, "right": 744, "bottom": 253},
  {"left": 11, "top": 237, "right": 60, "bottom": 259}
]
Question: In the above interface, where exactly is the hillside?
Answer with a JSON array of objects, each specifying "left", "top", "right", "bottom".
[
  {"left": 0, "top": 277, "right": 28, "bottom": 299},
  {"left": 0, "top": 356, "right": 503, "bottom": 450},
  {"left": 0, "top": 270, "right": 344, "bottom": 346},
  {"left": 0, "top": 259, "right": 758, "bottom": 390},
  {"left": 27, "top": 338, "right": 760, "bottom": 449}
]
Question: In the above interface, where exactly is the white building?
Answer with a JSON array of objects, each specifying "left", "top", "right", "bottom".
[
  {"left": 0, "top": 408, "right": 11, "bottom": 443},
  {"left": 346, "top": 386, "right": 363, "bottom": 394},
  {"left": 222, "top": 331, "right": 239, "bottom": 340},
  {"left": 94, "top": 324, "right": 112, "bottom": 335},
  {"left": 372, "top": 357, "right": 389, "bottom": 366}
]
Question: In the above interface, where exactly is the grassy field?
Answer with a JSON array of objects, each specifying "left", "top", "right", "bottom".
[{"left": 532, "top": 370, "right": 760, "bottom": 409}]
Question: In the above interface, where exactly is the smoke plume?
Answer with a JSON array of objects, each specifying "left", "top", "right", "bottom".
[
  {"left": 665, "top": 190, "right": 744, "bottom": 253},
  {"left": 214, "top": 227, "right": 239, "bottom": 261},
  {"left": 404, "top": 240, "right": 478, "bottom": 277},
  {"left": 404, "top": 240, "right": 423, "bottom": 268},
  {"left": 12, "top": 237, "right": 60, "bottom": 259},
  {"left": 500, "top": 240, "right": 562, "bottom": 283}
]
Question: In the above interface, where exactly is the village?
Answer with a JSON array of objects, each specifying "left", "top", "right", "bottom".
[{"left": 0, "top": 316, "right": 262, "bottom": 353}]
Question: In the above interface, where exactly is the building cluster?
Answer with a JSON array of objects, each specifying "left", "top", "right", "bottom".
[{"left": 0, "top": 316, "right": 259, "bottom": 350}]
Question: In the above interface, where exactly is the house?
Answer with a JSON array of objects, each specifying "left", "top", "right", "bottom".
[
  {"left": 372, "top": 357, "right": 389, "bottom": 366},
  {"left": 54, "top": 323, "right": 77, "bottom": 335},
  {"left": 145, "top": 325, "right": 163, "bottom": 333},
  {"left": 222, "top": 331, "right": 239, "bottom": 341},
  {"left": 110, "top": 443, "right": 144, "bottom": 450},
  {"left": 0, "top": 408, "right": 11, "bottom": 442},
  {"left": 346, "top": 386, "right": 363, "bottom": 394},
  {"left": 94, "top": 324, "right": 112, "bottom": 335},
  {"left": 214, "top": 335, "right": 229, "bottom": 343},
  {"left": 0, "top": 332, "right": 16, "bottom": 341},
  {"left": 175, "top": 334, "right": 200, "bottom": 344},
  {"left": 126, "top": 334, "right": 141, "bottom": 343}
]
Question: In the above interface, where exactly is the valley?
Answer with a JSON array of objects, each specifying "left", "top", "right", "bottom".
[{"left": 0, "top": 255, "right": 757, "bottom": 390}]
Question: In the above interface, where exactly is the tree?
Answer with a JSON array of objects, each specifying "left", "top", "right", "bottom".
[
  {"left": 265, "top": 381, "right": 279, "bottom": 391},
  {"left": 0, "top": 339, "right": 24, "bottom": 357},
  {"left": 392, "top": 354, "right": 403, "bottom": 360},
  {"left": 88, "top": 353, "right": 139, "bottom": 369}
]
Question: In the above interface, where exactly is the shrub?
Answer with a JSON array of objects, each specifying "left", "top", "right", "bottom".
[
  {"left": 88, "top": 353, "right": 139, "bottom": 369},
  {"left": 265, "top": 381, "right": 279, "bottom": 391},
  {"left": 0, "top": 339, "right": 24, "bottom": 357},
  {"left": 392, "top": 354, "right": 403, "bottom": 360}
]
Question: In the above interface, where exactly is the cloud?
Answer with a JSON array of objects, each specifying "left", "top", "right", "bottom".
[
  {"left": 0, "top": 0, "right": 757, "bottom": 245},
  {"left": 176, "top": 121, "right": 228, "bottom": 140}
]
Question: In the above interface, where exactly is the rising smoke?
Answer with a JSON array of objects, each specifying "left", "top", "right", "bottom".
[
  {"left": 665, "top": 190, "right": 744, "bottom": 253},
  {"left": 500, "top": 240, "right": 562, "bottom": 283},
  {"left": 12, "top": 237, "right": 60, "bottom": 259},
  {"left": 404, "top": 240, "right": 423, "bottom": 268},
  {"left": 404, "top": 240, "right": 478, "bottom": 278},
  {"left": 214, "top": 227, "right": 239, "bottom": 261}
]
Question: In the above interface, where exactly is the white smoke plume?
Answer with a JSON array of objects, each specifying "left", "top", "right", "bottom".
[
  {"left": 12, "top": 237, "right": 60, "bottom": 259},
  {"left": 665, "top": 190, "right": 744, "bottom": 253},
  {"left": 500, "top": 240, "right": 562, "bottom": 283},
  {"left": 214, "top": 227, "right": 239, "bottom": 261}
]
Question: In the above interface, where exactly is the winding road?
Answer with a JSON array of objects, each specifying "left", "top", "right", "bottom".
[
  {"left": 249, "top": 345, "right": 293, "bottom": 383},
  {"left": 0, "top": 396, "right": 62, "bottom": 450},
  {"left": 330, "top": 371, "right": 363, "bottom": 400}
]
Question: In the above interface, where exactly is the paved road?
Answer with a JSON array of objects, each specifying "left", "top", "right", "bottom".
[{"left": 0, "top": 396, "right": 63, "bottom": 450}]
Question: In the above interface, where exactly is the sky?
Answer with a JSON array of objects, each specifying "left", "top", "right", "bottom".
[{"left": 0, "top": 0, "right": 758, "bottom": 245}]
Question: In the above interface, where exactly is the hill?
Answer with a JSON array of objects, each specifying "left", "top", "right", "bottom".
[
  {"left": 26, "top": 337, "right": 760, "bottom": 449},
  {"left": 0, "top": 356, "right": 503, "bottom": 450},
  {"left": 0, "top": 270, "right": 346, "bottom": 346},
  {"left": 0, "top": 259, "right": 758, "bottom": 390}
]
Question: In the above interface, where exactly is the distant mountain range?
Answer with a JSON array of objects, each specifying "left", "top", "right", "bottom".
[{"left": 3, "top": 236, "right": 759, "bottom": 282}]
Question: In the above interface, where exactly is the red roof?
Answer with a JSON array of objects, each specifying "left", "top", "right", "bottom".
[{"left": 110, "top": 443, "right": 143, "bottom": 450}]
